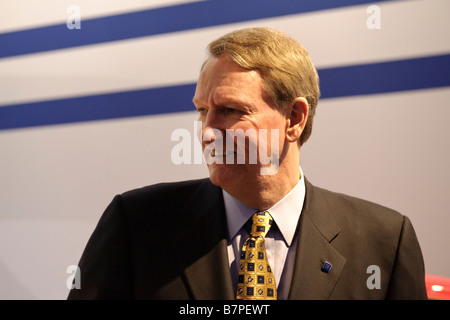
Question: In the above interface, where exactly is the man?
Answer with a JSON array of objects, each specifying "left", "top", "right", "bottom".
[{"left": 68, "top": 28, "right": 427, "bottom": 299}]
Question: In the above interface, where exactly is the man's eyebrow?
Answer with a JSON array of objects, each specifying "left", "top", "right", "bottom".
[
  {"left": 192, "top": 98, "right": 205, "bottom": 106},
  {"left": 193, "top": 96, "right": 251, "bottom": 110},
  {"left": 216, "top": 97, "right": 254, "bottom": 111}
]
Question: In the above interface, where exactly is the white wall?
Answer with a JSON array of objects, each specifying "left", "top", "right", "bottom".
[{"left": 0, "top": 0, "right": 449, "bottom": 299}]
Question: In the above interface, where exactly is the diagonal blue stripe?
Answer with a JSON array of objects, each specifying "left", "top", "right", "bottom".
[
  {"left": 0, "top": 83, "right": 196, "bottom": 130},
  {"left": 319, "top": 54, "right": 450, "bottom": 98},
  {"left": 0, "top": 0, "right": 391, "bottom": 58},
  {"left": 0, "top": 54, "right": 448, "bottom": 131}
]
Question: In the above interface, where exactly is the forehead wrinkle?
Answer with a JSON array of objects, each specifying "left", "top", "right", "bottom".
[{"left": 212, "top": 86, "right": 250, "bottom": 107}]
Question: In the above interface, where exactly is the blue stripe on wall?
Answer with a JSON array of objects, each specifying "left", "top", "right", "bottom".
[
  {"left": 0, "top": 0, "right": 390, "bottom": 58},
  {"left": 0, "top": 83, "right": 196, "bottom": 130},
  {"left": 319, "top": 54, "right": 450, "bottom": 98},
  {"left": 1, "top": 54, "right": 449, "bottom": 131}
]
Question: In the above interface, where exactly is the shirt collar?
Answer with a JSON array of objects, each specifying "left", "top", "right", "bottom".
[{"left": 223, "top": 167, "right": 306, "bottom": 247}]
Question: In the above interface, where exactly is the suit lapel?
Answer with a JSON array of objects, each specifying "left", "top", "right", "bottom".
[
  {"left": 288, "top": 179, "right": 347, "bottom": 299},
  {"left": 173, "top": 179, "right": 234, "bottom": 300}
]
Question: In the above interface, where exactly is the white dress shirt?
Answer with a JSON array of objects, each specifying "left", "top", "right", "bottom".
[{"left": 223, "top": 168, "right": 306, "bottom": 299}]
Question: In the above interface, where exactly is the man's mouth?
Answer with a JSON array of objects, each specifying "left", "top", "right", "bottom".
[{"left": 210, "top": 150, "right": 236, "bottom": 157}]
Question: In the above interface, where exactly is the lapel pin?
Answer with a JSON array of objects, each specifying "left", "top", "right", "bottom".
[{"left": 321, "top": 261, "right": 332, "bottom": 273}]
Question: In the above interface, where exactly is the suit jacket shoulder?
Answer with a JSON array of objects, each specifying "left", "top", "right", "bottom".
[
  {"left": 68, "top": 178, "right": 232, "bottom": 299},
  {"left": 291, "top": 180, "right": 427, "bottom": 299},
  {"left": 119, "top": 178, "right": 211, "bottom": 230},
  {"left": 310, "top": 183, "right": 405, "bottom": 242}
]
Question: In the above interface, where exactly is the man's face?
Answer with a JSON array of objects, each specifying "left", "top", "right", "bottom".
[{"left": 193, "top": 55, "right": 288, "bottom": 191}]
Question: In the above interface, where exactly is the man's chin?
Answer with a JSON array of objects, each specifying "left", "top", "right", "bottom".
[
  {"left": 207, "top": 164, "right": 242, "bottom": 189},
  {"left": 207, "top": 163, "right": 266, "bottom": 190},
  {"left": 208, "top": 167, "right": 229, "bottom": 187}
]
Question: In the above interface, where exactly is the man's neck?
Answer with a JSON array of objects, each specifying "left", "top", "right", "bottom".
[{"left": 223, "top": 165, "right": 301, "bottom": 210}]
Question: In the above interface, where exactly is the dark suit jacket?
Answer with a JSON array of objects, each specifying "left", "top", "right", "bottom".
[{"left": 68, "top": 178, "right": 427, "bottom": 299}]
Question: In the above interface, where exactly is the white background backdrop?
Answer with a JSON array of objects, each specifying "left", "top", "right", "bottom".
[{"left": 0, "top": 0, "right": 449, "bottom": 299}]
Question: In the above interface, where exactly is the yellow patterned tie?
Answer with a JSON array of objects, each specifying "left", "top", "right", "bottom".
[{"left": 236, "top": 211, "right": 277, "bottom": 300}]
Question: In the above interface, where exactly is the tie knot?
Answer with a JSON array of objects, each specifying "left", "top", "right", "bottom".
[{"left": 250, "top": 211, "right": 273, "bottom": 238}]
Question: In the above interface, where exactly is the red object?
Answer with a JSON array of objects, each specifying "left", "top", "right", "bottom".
[{"left": 425, "top": 274, "right": 450, "bottom": 300}]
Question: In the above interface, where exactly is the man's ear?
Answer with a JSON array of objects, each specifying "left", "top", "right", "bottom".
[{"left": 285, "top": 97, "right": 309, "bottom": 143}]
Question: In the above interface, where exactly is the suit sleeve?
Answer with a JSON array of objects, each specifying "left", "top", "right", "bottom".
[
  {"left": 67, "top": 195, "right": 133, "bottom": 299},
  {"left": 386, "top": 216, "right": 427, "bottom": 299}
]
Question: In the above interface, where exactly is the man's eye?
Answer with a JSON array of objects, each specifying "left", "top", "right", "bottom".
[
  {"left": 224, "top": 107, "right": 238, "bottom": 114},
  {"left": 197, "top": 108, "right": 208, "bottom": 115}
]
